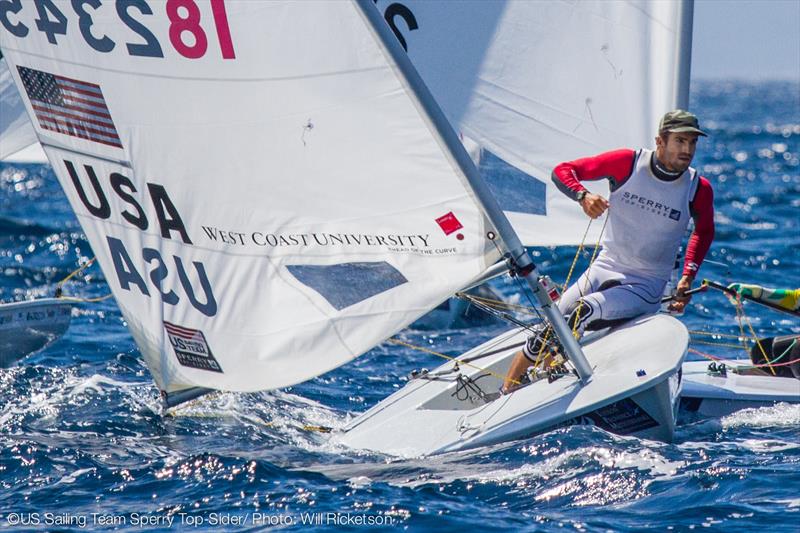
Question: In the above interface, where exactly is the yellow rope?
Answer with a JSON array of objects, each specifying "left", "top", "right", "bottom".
[
  {"left": 690, "top": 339, "right": 754, "bottom": 350},
  {"left": 689, "top": 330, "right": 751, "bottom": 341},
  {"left": 57, "top": 294, "right": 114, "bottom": 303},
  {"left": 571, "top": 215, "right": 609, "bottom": 337},
  {"left": 56, "top": 257, "right": 96, "bottom": 287},
  {"left": 686, "top": 298, "right": 775, "bottom": 375},
  {"left": 561, "top": 220, "right": 592, "bottom": 291},
  {"left": 733, "top": 295, "right": 776, "bottom": 376},
  {"left": 527, "top": 216, "right": 609, "bottom": 368},
  {"left": 439, "top": 214, "right": 606, "bottom": 374},
  {"left": 387, "top": 338, "right": 521, "bottom": 386},
  {"left": 53, "top": 256, "right": 115, "bottom": 303},
  {"left": 734, "top": 300, "right": 749, "bottom": 352},
  {"left": 533, "top": 327, "right": 553, "bottom": 368}
]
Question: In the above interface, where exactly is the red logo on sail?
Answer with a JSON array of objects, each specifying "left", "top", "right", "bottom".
[{"left": 435, "top": 212, "right": 463, "bottom": 236}]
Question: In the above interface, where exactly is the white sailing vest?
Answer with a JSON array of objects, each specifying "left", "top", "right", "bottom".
[{"left": 598, "top": 149, "right": 699, "bottom": 281}]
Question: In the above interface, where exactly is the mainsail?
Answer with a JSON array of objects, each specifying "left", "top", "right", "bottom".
[
  {"left": 1, "top": 0, "right": 500, "bottom": 394},
  {"left": 374, "top": 0, "right": 693, "bottom": 245}
]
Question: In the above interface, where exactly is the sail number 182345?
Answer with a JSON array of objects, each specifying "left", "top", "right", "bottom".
[{"left": 0, "top": 0, "right": 235, "bottom": 60}]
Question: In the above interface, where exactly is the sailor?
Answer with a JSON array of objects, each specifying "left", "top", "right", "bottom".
[
  {"left": 728, "top": 283, "right": 800, "bottom": 378},
  {"left": 503, "top": 110, "right": 716, "bottom": 393}
]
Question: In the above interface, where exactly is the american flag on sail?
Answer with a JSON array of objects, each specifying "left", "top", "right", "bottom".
[{"left": 17, "top": 66, "right": 122, "bottom": 149}]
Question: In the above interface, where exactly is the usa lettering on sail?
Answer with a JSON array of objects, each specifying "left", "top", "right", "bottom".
[{"left": 62, "top": 158, "right": 217, "bottom": 317}]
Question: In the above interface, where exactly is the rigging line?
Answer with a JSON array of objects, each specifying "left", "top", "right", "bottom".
[
  {"left": 756, "top": 338, "right": 797, "bottom": 365},
  {"left": 56, "top": 294, "right": 114, "bottom": 303},
  {"left": 529, "top": 213, "right": 608, "bottom": 370},
  {"left": 457, "top": 296, "right": 543, "bottom": 334},
  {"left": 54, "top": 256, "right": 113, "bottom": 303},
  {"left": 387, "top": 338, "right": 521, "bottom": 386},
  {"left": 456, "top": 293, "right": 539, "bottom": 314},
  {"left": 572, "top": 214, "right": 609, "bottom": 337},
  {"left": 453, "top": 373, "right": 494, "bottom": 402},
  {"left": 688, "top": 347, "right": 800, "bottom": 370},
  {"left": 533, "top": 327, "right": 559, "bottom": 369},
  {"left": 689, "top": 330, "right": 752, "bottom": 341},
  {"left": 690, "top": 339, "right": 753, "bottom": 350},
  {"left": 733, "top": 294, "right": 776, "bottom": 376},
  {"left": 462, "top": 341, "right": 526, "bottom": 364},
  {"left": 56, "top": 257, "right": 97, "bottom": 292},
  {"left": 561, "top": 218, "right": 592, "bottom": 292},
  {"left": 488, "top": 236, "right": 542, "bottom": 318}
]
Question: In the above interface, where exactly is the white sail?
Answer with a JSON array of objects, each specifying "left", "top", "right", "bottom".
[
  {"left": 1, "top": 0, "right": 500, "bottom": 393},
  {"left": 0, "top": 58, "right": 40, "bottom": 160},
  {"left": 374, "top": 0, "right": 691, "bottom": 245}
]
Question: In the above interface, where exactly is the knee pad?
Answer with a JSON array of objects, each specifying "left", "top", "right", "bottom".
[
  {"left": 567, "top": 299, "right": 594, "bottom": 335},
  {"left": 522, "top": 325, "right": 550, "bottom": 362}
]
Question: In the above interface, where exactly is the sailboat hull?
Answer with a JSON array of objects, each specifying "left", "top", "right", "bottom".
[
  {"left": 680, "top": 359, "right": 800, "bottom": 418},
  {"left": 338, "top": 314, "right": 686, "bottom": 456},
  {"left": 0, "top": 298, "right": 72, "bottom": 367}
]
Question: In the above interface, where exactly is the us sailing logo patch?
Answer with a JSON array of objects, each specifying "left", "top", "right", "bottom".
[{"left": 164, "top": 321, "right": 223, "bottom": 373}]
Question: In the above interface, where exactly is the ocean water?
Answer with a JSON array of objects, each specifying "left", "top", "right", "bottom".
[{"left": 1, "top": 80, "right": 798, "bottom": 532}]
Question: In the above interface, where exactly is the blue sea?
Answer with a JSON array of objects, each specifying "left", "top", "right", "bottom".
[{"left": 1, "top": 80, "right": 798, "bottom": 532}]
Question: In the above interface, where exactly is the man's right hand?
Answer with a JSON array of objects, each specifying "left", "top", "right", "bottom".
[
  {"left": 579, "top": 192, "right": 609, "bottom": 219},
  {"left": 727, "top": 283, "right": 764, "bottom": 300}
]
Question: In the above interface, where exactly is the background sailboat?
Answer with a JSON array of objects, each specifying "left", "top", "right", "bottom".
[{"left": 0, "top": 297, "right": 72, "bottom": 367}]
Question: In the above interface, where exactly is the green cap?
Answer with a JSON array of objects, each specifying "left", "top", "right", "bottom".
[{"left": 659, "top": 109, "right": 707, "bottom": 137}]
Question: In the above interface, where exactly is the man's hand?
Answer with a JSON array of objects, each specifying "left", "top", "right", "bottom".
[
  {"left": 579, "top": 192, "right": 609, "bottom": 219},
  {"left": 727, "top": 282, "right": 764, "bottom": 299},
  {"left": 668, "top": 275, "right": 694, "bottom": 313}
]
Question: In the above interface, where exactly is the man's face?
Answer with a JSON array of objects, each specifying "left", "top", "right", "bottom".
[{"left": 655, "top": 132, "right": 699, "bottom": 172}]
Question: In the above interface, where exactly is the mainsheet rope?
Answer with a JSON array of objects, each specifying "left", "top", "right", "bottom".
[
  {"left": 55, "top": 257, "right": 113, "bottom": 303},
  {"left": 534, "top": 214, "right": 608, "bottom": 368}
]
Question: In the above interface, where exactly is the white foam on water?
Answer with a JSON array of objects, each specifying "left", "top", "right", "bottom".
[
  {"left": 53, "top": 467, "right": 96, "bottom": 486},
  {"left": 164, "top": 388, "right": 351, "bottom": 457},
  {"left": 721, "top": 402, "right": 800, "bottom": 429},
  {"left": 461, "top": 444, "right": 685, "bottom": 486},
  {"left": 738, "top": 438, "right": 799, "bottom": 452},
  {"left": 68, "top": 374, "right": 147, "bottom": 397}
]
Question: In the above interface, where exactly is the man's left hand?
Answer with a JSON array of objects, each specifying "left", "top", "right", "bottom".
[{"left": 668, "top": 275, "right": 694, "bottom": 313}]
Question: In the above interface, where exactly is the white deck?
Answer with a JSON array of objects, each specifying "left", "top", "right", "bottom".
[
  {"left": 338, "top": 314, "right": 687, "bottom": 456},
  {"left": 681, "top": 359, "right": 800, "bottom": 417}
]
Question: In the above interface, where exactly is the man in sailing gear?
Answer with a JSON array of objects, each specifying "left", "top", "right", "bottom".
[
  {"left": 728, "top": 283, "right": 800, "bottom": 379},
  {"left": 503, "top": 110, "right": 715, "bottom": 393}
]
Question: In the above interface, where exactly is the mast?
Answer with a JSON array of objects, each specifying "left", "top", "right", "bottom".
[
  {"left": 355, "top": 0, "right": 593, "bottom": 382},
  {"left": 675, "top": 0, "right": 694, "bottom": 109}
]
